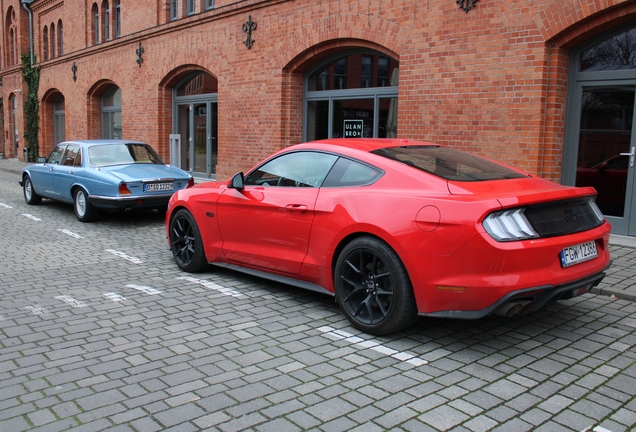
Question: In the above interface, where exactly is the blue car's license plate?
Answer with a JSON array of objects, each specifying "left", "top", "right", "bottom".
[{"left": 144, "top": 182, "right": 174, "bottom": 192}]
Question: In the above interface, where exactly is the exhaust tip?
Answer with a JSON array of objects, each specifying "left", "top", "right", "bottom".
[{"left": 495, "top": 302, "right": 523, "bottom": 317}]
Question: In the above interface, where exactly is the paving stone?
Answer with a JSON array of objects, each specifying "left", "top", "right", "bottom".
[
  {"left": 2, "top": 165, "right": 636, "bottom": 431},
  {"left": 419, "top": 405, "right": 470, "bottom": 430}
]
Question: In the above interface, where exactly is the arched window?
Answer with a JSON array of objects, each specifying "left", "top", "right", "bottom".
[
  {"left": 57, "top": 20, "right": 63, "bottom": 56},
  {"left": 9, "top": 28, "right": 16, "bottom": 65},
  {"left": 304, "top": 51, "right": 399, "bottom": 141},
  {"left": 102, "top": 0, "right": 110, "bottom": 41},
  {"left": 7, "top": 8, "right": 18, "bottom": 65},
  {"left": 50, "top": 23, "right": 56, "bottom": 58},
  {"left": 43, "top": 26, "right": 49, "bottom": 60},
  {"left": 92, "top": 3, "right": 99, "bottom": 44},
  {"left": 115, "top": 0, "right": 121, "bottom": 37},
  {"left": 53, "top": 95, "right": 66, "bottom": 145},
  {"left": 102, "top": 86, "right": 122, "bottom": 139}
]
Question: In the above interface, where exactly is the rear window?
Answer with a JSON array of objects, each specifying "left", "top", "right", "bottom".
[
  {"left": 88, "top": 143, "right": 165, "bottom": 167},
  {"left": 371, "top": 146, "right": 528, "bottom": 182}
]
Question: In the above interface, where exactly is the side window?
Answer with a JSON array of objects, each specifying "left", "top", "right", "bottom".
[
  {"left": 47, "top": 145, "right": 66, "bottom": 165},
  {"left": 322, "top": 157, "right": 383, "bottom": 187},
  {"left": 245, "top": 151, "right": 338, "bottom": 187},
  {"left": 62, "top": 145, "right": 80, "bottom": 166}
]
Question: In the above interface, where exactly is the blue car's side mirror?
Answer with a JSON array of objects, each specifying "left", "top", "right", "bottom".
[{"left": 37, "top": 157, "right": 47, "bottom": 163}]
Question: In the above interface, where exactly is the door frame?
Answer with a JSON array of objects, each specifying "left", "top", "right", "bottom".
[
  {"left": 563, "top": 22, "right": 636, "bottom": 236},
  {"left": 173, "top": 94, "right": 218, "bottom": 179}
]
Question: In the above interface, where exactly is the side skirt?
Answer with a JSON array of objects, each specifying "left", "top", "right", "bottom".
[{"left": 211, "top": 262, "right": 334, "bottom": 296}]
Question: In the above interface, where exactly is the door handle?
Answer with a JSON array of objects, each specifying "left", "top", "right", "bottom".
[
  {"left": 285, "top": 204, "right": 308, "bottom": 213},
  {"left": 620, "top": 146, "right": 635, "bottom": 167}
]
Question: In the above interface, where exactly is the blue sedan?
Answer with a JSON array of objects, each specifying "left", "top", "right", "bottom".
[{"left": 19, "top": 140, "right": 194, "bottom": 221}]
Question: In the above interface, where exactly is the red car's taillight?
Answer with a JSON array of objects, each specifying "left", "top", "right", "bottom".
[{"left": 187, "top": 178, "right": 195, "bottom": 188}]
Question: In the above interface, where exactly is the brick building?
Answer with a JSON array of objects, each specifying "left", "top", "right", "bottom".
[{"left": 2, "top": 0, "right": 636, "bottom": 235}]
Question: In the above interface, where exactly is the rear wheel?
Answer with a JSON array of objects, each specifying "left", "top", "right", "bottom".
[
  {"left": 335, "top": 237, "right": 418, "bottom": 335},
  {"left": 73, "top": 188, "right": 98, "bottom": 222},
  {"left": 23, "top": 175, "right": 42, "bottom": 205},
  {"left": 169, "top": 209, "right": 208, "bottom": 272}
]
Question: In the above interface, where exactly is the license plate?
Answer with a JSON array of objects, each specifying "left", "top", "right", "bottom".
[
  {"left": 560, "top": 240, "right": 598, "bottom": 268},
  {"left": 144, "top": 182, "right": 174, "bottom": 192}
]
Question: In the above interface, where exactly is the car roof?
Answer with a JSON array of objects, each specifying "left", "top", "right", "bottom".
[
  {"left": 289, "top": 138, "right": 444, "bottom": 153},
  {"left": 58, "top": 139, "right": 147, "bottom": 147}
]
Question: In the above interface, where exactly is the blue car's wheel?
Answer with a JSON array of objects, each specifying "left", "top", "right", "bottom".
[
  {"left": 170, "top": 209, "right": 208, "bottom": 272},
  {"left": 73, "top": 188, "right": 98, "bottom": 222},
  {"left": 23, "top": 175, "right": 42, "bottom": 205}
]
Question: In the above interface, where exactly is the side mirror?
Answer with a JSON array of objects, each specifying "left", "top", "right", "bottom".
[
  {"left": 37, "top": 157, "right": 47, "bottom": 164},
  {"left": 229, "top": 172, "right": 245, "bottom": 190}
]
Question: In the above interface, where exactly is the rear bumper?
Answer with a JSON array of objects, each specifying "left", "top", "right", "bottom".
[
  {"left": 420, "top": 265, "right": 609, "bottom": 319},
  {"left": 89, "top": 193, "right": 172, "bottom": 210}
]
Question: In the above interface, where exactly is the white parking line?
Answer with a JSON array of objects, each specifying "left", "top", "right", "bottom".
[
  {"left": 103, "top": 292, "right": 127, "bottom": 302},
  {"left": 317, "top": 326, "right": 428, "bottom": 366},
  {"left": 0, "top": 203, "right": 13, "bottom": 208},
  {"left": 57, "top": 228, "right": 84, "bottom": 239},
  {"left": 105, "top": 249, "right": 144, "bottom": 264},
  {"left": 582, "top": 426, "right": 615, "bottom": 432},
  {"left": 125, "top": 284, "right": 162, "bottom": 295},
  {"left": 54, "top": 295, "right": 87, "bottom": 308},
  {"left": 22, "top": 213, "right": 41, "bottom": 221},
  {"left": 24, "top": 305, "right": 49, "bottom": 315},
  {"left": 177, "top": 276, "right": 245, "bottom": 298}
]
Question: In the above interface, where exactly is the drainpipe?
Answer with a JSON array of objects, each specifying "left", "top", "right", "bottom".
[{"left": 21, "top": 0, "right": 34, "bottom": 65}]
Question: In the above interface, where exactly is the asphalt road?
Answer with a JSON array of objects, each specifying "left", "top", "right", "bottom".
[{"left": 0, "top": 167, "right": 635, "bottom": 432}]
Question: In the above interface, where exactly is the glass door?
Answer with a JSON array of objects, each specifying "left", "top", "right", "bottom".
[
  {"left": 177, "top": 104, "right": 191, "bottom": 172},
  {"left": 574, "top": 85, "right": 636, "bottom": 234},
  {"left": 176, "top": 101, "right": 218, "bottom": 178},
  {"left": 193, "top": 103, "right": 207, "bottom": 174}
]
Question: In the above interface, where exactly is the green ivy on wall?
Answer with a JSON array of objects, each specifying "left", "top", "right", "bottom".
[{"left": 21, "top": 52, "right": 40, "bottom": 162}]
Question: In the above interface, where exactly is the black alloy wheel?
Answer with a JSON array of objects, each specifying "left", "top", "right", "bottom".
[
  {"left": 335, "top": 237, "right": 418, "bottom": 335},
  {"left": 170, "top": 209, "right": 208, "bottom": 272}
]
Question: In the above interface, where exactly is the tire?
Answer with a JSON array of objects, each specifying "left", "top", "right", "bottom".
[
  {"left": 169, "top": 209, "right": 208, "bottom": 272},
  {"left": 334, "top": 237, "right": 418, "bottom": 335},
  {"left": 23, "top": 175, "right": 42, "bottom": 205},
  {"left": 73, "top": 188, "right": 99, "bottom": 222}
]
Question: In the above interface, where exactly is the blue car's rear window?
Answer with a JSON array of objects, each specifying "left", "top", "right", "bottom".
[
  {"left": 371, "top": 146, "right": 528, "bottom": 182},
  {"left": 88, "top": 144, "right": 164, "bottom": 167}
]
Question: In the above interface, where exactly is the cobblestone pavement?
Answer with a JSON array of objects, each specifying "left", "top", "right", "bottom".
[{"left": 0, "top": 160, "right": 635, "bottom": 431}]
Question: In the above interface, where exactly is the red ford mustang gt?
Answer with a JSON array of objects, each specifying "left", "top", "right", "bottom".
[{"left": 166, "top": 139, "right": 611, "bottom": 335}]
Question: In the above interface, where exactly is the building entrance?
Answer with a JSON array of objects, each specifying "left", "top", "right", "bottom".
[
  {"left": 174, "top": 72, "right": 218, "bottom": 178},
  {"left": 565, "top": 23, "right": 636, "bottom": 235}
]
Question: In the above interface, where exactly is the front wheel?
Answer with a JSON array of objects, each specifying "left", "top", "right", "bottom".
[
  {"left": 73, "top": 188, "right": 99, "bottom": 222},
  {"left": 169, "top": 209, "right": 208, "bottom": 272},
  {"left": 334, "top": 237, "right": 418, "bottom": 335},
  {"left": 23, "top": 175, "right": 42, "bottom": 205}
]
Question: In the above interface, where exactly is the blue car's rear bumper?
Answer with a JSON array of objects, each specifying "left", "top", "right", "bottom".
[{"left": 89, "top": 193, "right": 173, "bottom": 210}]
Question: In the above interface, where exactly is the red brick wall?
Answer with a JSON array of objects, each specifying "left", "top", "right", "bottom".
[{"left": 2, "top": 0, "right": 636, "bottom": 179}]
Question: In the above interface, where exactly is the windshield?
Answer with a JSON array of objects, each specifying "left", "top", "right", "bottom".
[
  {"left": 371, "top": 146, "right": 528, "bottom": 181},
  {"left": 88, "top": 143, "right": 165, "bottom": 167}
]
